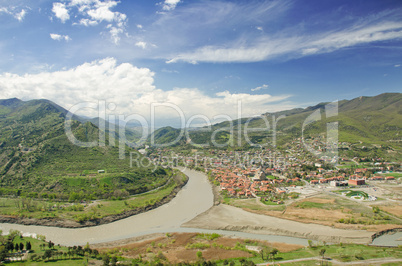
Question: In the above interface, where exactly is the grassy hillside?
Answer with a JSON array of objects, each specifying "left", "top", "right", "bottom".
[
  {"left": 148, "top": 93, "right": 402, "bottom": 159},
  {"left": 148, "top": 126, "right": 187, "bottom": 146},
  {"left": 0, "top": 98, "right": 169, "bottom": 200}
]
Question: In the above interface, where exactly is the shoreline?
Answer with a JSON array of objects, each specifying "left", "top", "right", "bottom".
[
  {"left": 0, "top": 168, "right": 397, "bottom": 247},
  {"left": 0, "top": 175, "right": 188, "bottom": 228},
  {"left": 182, "top": 204, "right": 378, "bottom": 244}
]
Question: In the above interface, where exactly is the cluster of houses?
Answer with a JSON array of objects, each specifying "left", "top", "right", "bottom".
[
  {"left": 146, "top": 145, "right": 399, "bottom": 200},
  {"left": 308, "top": 170, "right": 396, "bottom": 187},
  {"left": 210, "top": 167, "right": 301, "bottom": 198}
]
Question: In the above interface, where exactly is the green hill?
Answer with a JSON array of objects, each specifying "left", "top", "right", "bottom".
[
  {"left": 148, "top": 93, "right": 401, "bottom": 160},
  {"left": 0, "top": 98, "right": 169, "bottom": 200},
  {"left": 148, "top": 126, "right": 187, "bottom": 147}
]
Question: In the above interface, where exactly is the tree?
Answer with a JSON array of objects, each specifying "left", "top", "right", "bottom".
[
  {"left": 260, "top": 247, "right": 270, "bottom": 260},
  {"left": 0, "top": 246, "right": 7, "bottom": 261},
  {"left": 111, "top": 256, "right": 117, "bottom": 266},
  {"left": 26, "top": 241, "right": 32, "bottom": 251},
  {"left": 270, "top": 248, "right": 278, "bottom": 259},
  {"left": 43, "top": 249, "right": 52, "bottom": 261},
  {"left": 6, "top": 241, "right": 14, "bottom": 252},
  {"left": 102, "top": 254, "right": 110, "bottom": 266},
  {"left": 270, "top": 248, "right": 279, "bottom": 265},
  {"left": 319, "top": 248, "right": 326, "bottom": 265},
  {"left": 92, "top": 249, "right": 99, "bottom": 258},
  {"left": 196, "top": 250, "right": 203, "bottom": 260}
]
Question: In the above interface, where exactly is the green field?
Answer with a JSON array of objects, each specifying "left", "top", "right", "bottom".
[
  {"left": 214, "top": 243, "right": 402, "bottom": 266},
  {"left": 0, "top": 171, "right": 187, "bottom": 223},
  {"left": 379, "top": 173, "right": 402, "bottom": 178}
]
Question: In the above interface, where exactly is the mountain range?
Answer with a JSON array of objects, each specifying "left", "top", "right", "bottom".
[
  {"left": 0, "top": 92, "right": 400, "bottom": 196},
  {"left": 149, "top": 93, "right": 401, "bottom": 160}
]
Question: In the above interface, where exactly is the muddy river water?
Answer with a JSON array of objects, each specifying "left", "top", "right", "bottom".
[{"left": 0, "top": 168, "right": 399, "bottom": 247}]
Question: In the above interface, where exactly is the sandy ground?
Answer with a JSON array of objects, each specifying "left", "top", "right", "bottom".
[{"left": 182, "top": 204, "right": 374, "bottom": 244}]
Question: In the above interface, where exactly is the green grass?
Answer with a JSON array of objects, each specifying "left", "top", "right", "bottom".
[
  {"left": 216, "top": 243, "right": 401, "bottom": 266},
  {"left": 223, "top": 197, "right": 286, "bottom": 212},
  {"left": 0, "top": 99, "right": 170, "bottom": 202},
  {"left": 293, "top": 201, "right": 328, "bottom": 209},
  {"left": 9, "top": 258, "right": 94, "bottom": 265},
  {"left": 260, "top": 199, "right": 280, "bottom": 206},
  {"left": 0, "top": 172, "right": 186, "bottom": 222},
  {"left": 195, "top": 233, "right": 221, "bottom": 241},
  {"left": 280, "top": 260, "right": 328, "bottom": 266},
  {"left": 379, "top": 173, "right": 402, "bottom": 178},
  {"left": 2, "top": 235, "right": 101, "bottom": 265}
]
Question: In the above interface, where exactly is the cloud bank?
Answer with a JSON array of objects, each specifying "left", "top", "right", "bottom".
[{"left": 0, "top": 58, "right": 293, "bottom": 127}]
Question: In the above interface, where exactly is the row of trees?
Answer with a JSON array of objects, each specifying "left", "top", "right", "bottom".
[
  {"left": 4, "top": 241, "right": 31, "bottom": 252},
  {"left": 31, "top": 247, "right": 100, "bottom": 262}
]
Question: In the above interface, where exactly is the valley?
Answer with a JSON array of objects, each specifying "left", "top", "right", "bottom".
[{"left": 0, "top": 93, "right": 401, "bottom": 265}]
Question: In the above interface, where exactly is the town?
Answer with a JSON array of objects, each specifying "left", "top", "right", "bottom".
[{"left": 146, "top": 136, "right": 400, "bottom": 206}]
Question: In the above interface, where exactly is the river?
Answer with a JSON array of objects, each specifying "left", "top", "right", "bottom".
[{"left": 0, "top": 168, "right": 398, "bottom": 247}]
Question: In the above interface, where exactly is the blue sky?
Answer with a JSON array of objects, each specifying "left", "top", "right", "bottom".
[{"left": 0, "top": 0, "right": 401, "bottom": 127}]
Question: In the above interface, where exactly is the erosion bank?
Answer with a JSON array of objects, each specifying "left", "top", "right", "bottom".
[
  {"left": 0, "top": 168, "right": 214, "bottom": 246},
  {"left": 0, "top": 174, "right": 188, "bottom": 228},
  {"left": 182, "top": 204, "right": 374, "bottom": 244}
]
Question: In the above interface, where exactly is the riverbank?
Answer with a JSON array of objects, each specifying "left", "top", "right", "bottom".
[
  {"left": 183, "top": 204, "right": 375, "bottom": 244},
  {"left": 0, "top": 168, "right": 215, "bottom": 246},
  {"left": 0, "top": 169, "right": 396, "bottom": 247},
  {"left": 0, "top": 172, "right": 188, "bottom": 228}
]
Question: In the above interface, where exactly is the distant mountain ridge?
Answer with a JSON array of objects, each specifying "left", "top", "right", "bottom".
[{"left": 148, "top": 93, "right": 401, "bottom": 159}]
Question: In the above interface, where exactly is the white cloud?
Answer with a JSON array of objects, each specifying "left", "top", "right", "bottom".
[
  {"left": 52, "top": 2, "right": 70, "bottom": 23},
  {"left": 50, "top": 33, "right": 71, "bottom": 41},
  {"left": 77, "top": 18, "right": 98, "bottom": 26},
  {"left": 108, "top": 25, "right": 123, "bottom": 45},
  {"left": 256, "top": 26, "right": 263, "bottom": 31},
  {"left": 15, "top": 9, "right": 26, "bottom": 21},
  {"left": 251, "top": 84, "right": 268, "bottom": 92},
  {"left": 166, "top": 20, "right": 402, "bottom": 64},
  {"left": 52, "top": 0, "right": 127, "bottom": 44},
  {"left": 86, "top": 1, "right": 117, "bottom": 22},
  {"left": 0, "top": 7, "right": 27, "bottom": 21},
  {"left": 137, "top": 24, "right": 143, "bottom": 29},
  {"left": 162, "top": 0, "right": 181, "bottom": 11},
  {"left": 0, "top": 58, "right": 155, "bottom": 117},
  {"left": 395, "top": 64, "right": 401, "bottom": 67},
  {"left": 0, "top": 58, "right": 293, "bottom": 127},
  {"left": 135, "top": 41, "right": 147, "bottom": 49},
  {"left": 70, "top": 0, "right": 96, "bottom": 6}
]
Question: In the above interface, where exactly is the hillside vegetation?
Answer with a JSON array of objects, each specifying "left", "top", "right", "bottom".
[
  {"left": 149, "top": 93, "right": 402, "bottom": 160},
  {"left": 0, "top": 98, "right": 169, "bottom": 201}
]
